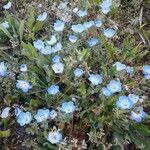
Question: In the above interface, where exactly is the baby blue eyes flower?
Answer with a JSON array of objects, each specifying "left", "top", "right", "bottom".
[
  {"left": 101, "top": 87, "right": 112, "bottom": 97},
  {"left": 76, "top": 10, "right": 88, "bottom": 17},
  {"left": 52, "top": 42, "right": 62, "bottom": 53},
  {"left": 113, "top": 62, "right": 126, "bottom": 71},
  {"left": 54, "top": 20, "right": 65, "bottom": 32},
  {"left": 16, "top": 80, "right": 32, "bottom": 93},
  {"left": 46, "top": 35, "right": 57, "bottom": 45},
  {"left": 94, "top": 19, "right": 102, "bottom": 27},
  {"left": 34, "top": 109, "right": 50, "bottom": 123},
  {"left": 0, "top": 62, "right": 7, "bottom": 77},
  {"left": 49, "top": 110, "right": 57, "bottom": 120},
  {"left": 20, "top": 64, "right": 27, "bottom": 72},
  {"left": 88, "top": 37, "right": 99, "bottom": 47},
  {"left": 116, "top": 96, "right": 133, "bottom": 110},
  {"left": 3, "top": 2, "right": 12, "bottom": 10},
  {"left": 17, "top": 112, "right": 32, "bottom": 126},
  {"left": 128, "top": 94, "right": 139, "bottom": 104},
  {"left": 48, "top": 131, "right": 63, "bottom": 144},
  {"left": 0, "top": 107, "right": 11, "bottom": 118},
  {"left": 52, "top": 55, "right": 61, "bottom": 63},
  {"left": 83, "top": 21, "right": 94, "bottom": 30},
  {"left": 130, "top": 107, "right": 147, "bottom": 123},
  {"left": 15, "top": 107, "right": 22, "bottom": 117},
  {"left": 71, "top": 24, "right": 85, "bottom": 33},
  {"left": 143, "top": 65, "right": 150, "bottom": 79},
  {"left": 60, "top": 101, "right": 76, "bottom": 114},
  {"left": 52, "top": 62, "right": 64, "bottom": 74},
  {"left": 126, "top": 66, "right": 134, "bottom": 77},
  {"left": 100, "top": 0, "right": 112, "bottom": 14},
  {"left": 107, "top": 80, "right": 122, "bottom": 94},
  {"left": 37, "top": 12, "right": 48, "bottom": 21},
  {"left": 103, "top": 28, "right": 116, "bottom": 38},
  {"left": 1, "top": 21, "right": 9, "bottom": 29},
  {"left": 33, "top": 40, "right": 45, "bottom": 50},
  {"left": 74, "top": 68, "right": 84, "bottom": 77},
  {"left": 47, "top": 85, "right": 60, "bottom": 95},
  {"left": 88, "top": 74, "right": 103, "bottom": 85},
  {"left": 68, "top": 35, "right": 78, "bottom": 43}
]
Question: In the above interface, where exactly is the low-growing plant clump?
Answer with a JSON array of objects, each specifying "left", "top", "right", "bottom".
[{"left": 0, "top": 0, "right": 150, "bottom": 150}]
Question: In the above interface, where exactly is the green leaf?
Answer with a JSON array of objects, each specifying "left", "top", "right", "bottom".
[
  {"left": 19, "top": 20, "right": 25, "bottom": 42},
  {"left": 0, "top": 25, "right": 12, "bottom": 39},
  {"left": 82, "top": 48, "right": 90, "bottom": 60},
  {"left": 0, "top": 129, "right": 11, "bottom": 138},
  {"left": 32, "top": 21, "right": 44, "bottom": 33}
]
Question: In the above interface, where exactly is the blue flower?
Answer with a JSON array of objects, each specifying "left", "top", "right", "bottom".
[
  {"left": 144, "top": 74, "right": 150, "bottom": 79},
  {"left": 40, "top": 46, "right": 52, "bottom": 55},
  {"left": 17, "top": 112, "right": 32, "bottom": 126},
  {"left": 71, "top": 24, "right": 85, "bottom": 33},
  {"left": 88, "top": 37, "right": 99, "bottom": 47},
  {"left": 107, "top": 80, "right": 122, "bottom": 94},
  {"left": 0, "top": 62, "right": 7, "bottom": 77},
  {"left": 116, "top": 96, "right": 134, "bottom": 110},
  {"left": 15, "top": 107, "right": 22, "bottom": 117},
  {"left": 52, "top": 55, "right": 61, "bottom": 63},
  {"left": 52, "top": 62, "right": 64, "bottom": 74},
  {"left": 113, "top": 62, "right": 126, "bottom": 71},
  {"left": 94, "top": 19, "right": 102, "bottom": 27},
  {"left": 143, "top": 65, "right": 150, "bottom": 78},
  {"left": 128, "top": 94, "right": 139, "bottom": 104},
  {"left": 33, "top": 40, "right": 45, "bottom": 50},
  {"left": 103, "top": 28, "right": 116, "bottom": 38},
  {"left": 48, "top": 131, "right": 63, "bottom": 144},
  {"left": 83, "top": 21, "right": 94, "bottom": 30},
  {"left": 16, "top": 80, "right": 32, "bottom": 93},
  {"left": 34, "top": 109, "right": 50, "bottom": 123},
  {"left": 126, "top": 66, "right": 134, "bottom": 77},
  {"left": 54, "top": 20, "right": 65, "bottom": 32},
  {"left": 49, "top": 110, "right": 57, "bottom": 120},
  {"left": 47, "top": 85, "right": 60, "bottom": 95},
  {"left": 37, "top": 12, "right": 48, "bottom": 21},
  {"left": 51, "top": 43, "right": 63, "bottom": 53},
  {"left": 20, "top": 64, "right": 27, "bottom": 72},
  {"left": 74, "top": 68, "right": 84, "bottom": 77},
  {"left": 3, "top": 2, "right": 12, "bottom": 10},
  {"left": 46, "top": 35, "right": 57, "bottom": 45},
  {"left": 0, "top": 107, "right": 11, "bottom": 118},
  {"left": 101, "top": 87, "right": 112, "bottom": 97},
  {"left": 130, "top": 107, "right": 147, "bottom": 123},
  {"left": 1, "top": 21, "right": 9, "bottom": 29},
  {"left": 68, "top": 35, "right": 78, "bottom": 43},
  {"left": 100, "top": 0, "right": 112, "bottom": 14},
  {"left": 88, "top": 74, "right": 103, "bottom": 85},
  {"left": 76, "top": 10, "right": 88, "bottom": 17},
  {"left": 60, "top": 101, "right": 76, "bottom": 114}
]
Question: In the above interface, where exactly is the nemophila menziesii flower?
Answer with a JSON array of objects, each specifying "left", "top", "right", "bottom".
[
  {"left": 0, "top": 62, "right": 7, "bottom": 77},
  {"left": 73, "top": 7, "right": 78, "bottom": 13},
  {"left": 107, "top": 80, "right": 122, "bottom": 94},
  {"left": 49, "top": 110, "right": 57, "bottom": 120},
  {"left": 60, "top": 101, "right": 76, "bottom": 114},
  {"left": 103, "top": 28, "right": 116, "bottom": 38},
  {"left": 48, "top": 131, "right": 63, "bottom": 144},
  {"left": 15, "top": 107, "right": 22, "bottom": 117},
  {"left": 57, "top": 2, "right": 68, "bottom": 10},
  {"left": 128, "top": 94, "right": 139, "bottom": 104},
  {"left": 76, "top": 10, "right": 88, "bottom": 17},
  {"left": 71, "top": 24, "right": 85, "bottom": 33},
  {"left": 142, "top": 65, "right": 150, "bottom": 79},
  {"left": 54, "top": 20, "right": 65, "bottom": 32},
  {"left": 52, "top": 43, "right": 63, "bottom": 53},
  {"left": 83, "top": 21, "right": 94, "bottom": 30},
  {"left": 52, "top": 55, "right": 61, "bottom": 63},
  {"left": 94, "top": 19, "right": 102, "bottom": 27},
  {"left": 3, "top": 2, "right": 12, "bottom": 9},
  {"left": 37, "top": 12, "right": 48, "bottom": 21},
  {"left": 0, "top": 107, "right": 11, "bottom": 118},
  {"left": 88, "top": 74, "right": 103, "bottom": 85},
  {"left": 34, "top": 109, "right": 50, "bottom": 123},
  {"left": 101, "top": 87, "right": 112, "bottom": 97},
  {"left": 130, "top": 107, "right": 147, "bottom": 123},
  {"left": 46, "top": 35, "right": 57, "bottom": 45},
  {"left": 1, "top": 21, "right": 9, "bottom": 28},
  {"left": 68, "top": 35, "right": 78, "bottom": 43},
  {"left": 113, "top": 62, "right": 126, "bottom": 71},
  {"left": 99, "top": 0, "right": 112, "bottom": 14},
  {"left": 88, "top": 37, "right": 99, "bottom": 47},
  {"left": 33, "top": 40, "right": 45, "bottom": 50},
  {"left": 52, "top": 62, "right": 64, "bottom": 74},
  {"left": 16, "top": 80, "right": 32, "bottom": 93},
  {"left": 116, "top": 96, "right": 134, "bottom": 110},
  {"left": 126, "top": 66, "right": 134, "bottom": 77},
  {"left": 40, "top": 46, "right": 52, "bottom": 55},
  {"left": 20, "top": 64, "right": 27, "bottom": 72},
  {"left": 74, "top": 68, "right": 84, "bottom": 77},
  {"left": 17, "top": 111, "right": 32, "bottom": 126},
  {"left": 47, "top": 84, "right": 60, "bottom": 95}
]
